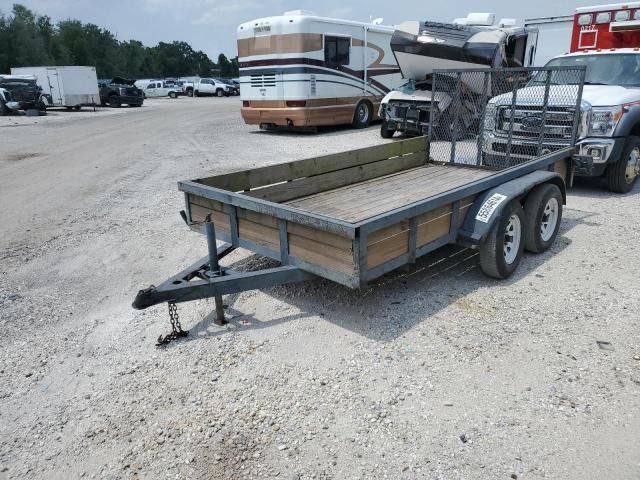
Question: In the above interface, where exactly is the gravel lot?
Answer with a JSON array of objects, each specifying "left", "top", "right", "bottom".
[{"left": 1, "top": 97, "right": 639, "bottom": 480}]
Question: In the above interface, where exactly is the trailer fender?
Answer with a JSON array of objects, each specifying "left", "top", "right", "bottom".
[{"left": 457, "top": 170, "right": 565, "bottom": 248}]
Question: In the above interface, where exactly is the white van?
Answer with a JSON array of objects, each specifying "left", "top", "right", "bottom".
[{"left": 237, "top": 10, "right": 402, "bottom": 129}]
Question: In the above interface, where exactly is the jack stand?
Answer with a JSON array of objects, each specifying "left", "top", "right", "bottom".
[{"left": 205, "top": 217, "right": 227, "bottom": 326}]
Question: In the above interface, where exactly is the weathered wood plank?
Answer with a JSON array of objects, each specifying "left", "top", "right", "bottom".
[
  {"left": 367, "top": 231, "right": 409, "bottom": 268},
  {"left": 238, "top": 218, "right": 280, "bottom": 251},
  {"left": 196, "top": 136, "right": 427, "bottom": 192},
  {"left": 288, "top": 234, "right": 354, "bottom": 275},
  {"left": 246, "top": 152, "right": 427, "bottom": 203}
]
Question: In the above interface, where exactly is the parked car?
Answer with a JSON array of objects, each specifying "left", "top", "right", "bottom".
[
  {"left": 143, "top": 80, "right": 182, "bottom": 98},
  {"left": 0, "top": 87, "right": 20, "bottom": 115},
  {"left": 98, "top": 77, "right": 144, "bottom": 107},
  {"left": 0, "top": 74, "right": 48, "bottom": 111},
  {"left": 194, "top": 78, "right": 236, "bottom": 97}
]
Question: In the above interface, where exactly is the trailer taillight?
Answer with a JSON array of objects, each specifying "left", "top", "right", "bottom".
[{"left": 286, "top": 100, "right": 306, "bottom": 107}]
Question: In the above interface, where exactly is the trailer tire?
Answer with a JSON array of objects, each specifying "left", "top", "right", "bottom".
[
  {"left": 352, "top": 101, "right": 372, "bottom": 129},
  {"left": 380, "top": 120, "right": 395, "bottom": 138},
  {"left": 479, "top": 200, "right": 525, "bottom": 279},
  {"left": 606, "top": 135, "right": 640, "bottom": 193},
  {"left": 523, "top": 183, "right": 562, "bottom": 253}
]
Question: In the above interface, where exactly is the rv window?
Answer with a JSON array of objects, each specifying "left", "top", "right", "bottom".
[
  {"left": 324, "top": 36, "right": 350, "bottom": 67},
  {"left": 505, "top": 35, "right": 527, "bottom": 67}
]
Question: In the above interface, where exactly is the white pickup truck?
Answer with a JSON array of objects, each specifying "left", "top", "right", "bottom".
[
  {"left": 483, "top": 49, "right": 640, "bottom": 192},
  {"left": 183, "top": 78, "right": 236, "bottom": 97}
]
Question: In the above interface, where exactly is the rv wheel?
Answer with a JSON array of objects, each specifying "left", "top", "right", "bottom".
[{"left": 353, "top": 101, "right": 372, "bottom": 129}]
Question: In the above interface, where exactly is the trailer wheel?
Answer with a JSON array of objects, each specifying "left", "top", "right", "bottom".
[
  {"left": 606, "top": 136, "right": 640, "bottom": 193},
  {"left": 380, "top": 120, "right": 395, "bottom": 138},
  {"left": 523, "top": 183, "right": 563, "bottom": 253},
  {"left": 479, "top": 201, "right": 525, "bottom": 279},
  {"left": 352, "top": 101, "right": 372, "bottom": 129}
]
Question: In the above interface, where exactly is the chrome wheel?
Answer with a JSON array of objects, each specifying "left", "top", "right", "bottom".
[
  {"left": 625, "top": 147, "right": 640, "bottom": 184},
  {"left": 503, "top": 214, "right": 522, "bottom": 264},
  {"left": 357, "top": 103, "right": 370, "bottom": 123},
  {"left": 540, "top": 197, "right": 559, "bottom": 242}
]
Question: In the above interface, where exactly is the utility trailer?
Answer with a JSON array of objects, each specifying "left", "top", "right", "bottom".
[{"left": 133, "top": 66, "right": 587, "bottom": 342}]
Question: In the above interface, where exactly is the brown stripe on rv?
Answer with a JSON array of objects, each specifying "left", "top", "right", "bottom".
[
  {"left": 244, "top": 95, "right": 384, "bottom": 108},
  {"left": 237, "top": 34, "right": 323, "bottom": 57},
  {"left": 352, "top": 39, "right": 399, "bottom": 69}
]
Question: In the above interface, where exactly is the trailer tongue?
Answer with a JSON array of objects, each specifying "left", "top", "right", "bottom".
[{"left": 133, "top": 67, "right": 585, "bottom": 345}]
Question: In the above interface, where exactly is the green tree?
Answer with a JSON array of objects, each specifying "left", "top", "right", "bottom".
[{"left": 0, "top": 3, "right": 228, "bottom": 80}]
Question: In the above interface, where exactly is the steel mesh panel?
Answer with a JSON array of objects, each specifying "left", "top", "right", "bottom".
[{"left": 427, "top": 67, "right": 586, "bottom": 169}]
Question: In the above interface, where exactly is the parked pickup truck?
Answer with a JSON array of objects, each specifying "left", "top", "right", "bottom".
[
  {"left": 184, "top": 78, "right": 236, "bottom": 97},
  {"left": 142, "top": 80, "right": 183, "bottom": 98},
  {"left": 483, "top": 49, "right": 640, "bottom": 193},
  {"left": 99, "top": 77, "right": 144, "bottom": 108}
]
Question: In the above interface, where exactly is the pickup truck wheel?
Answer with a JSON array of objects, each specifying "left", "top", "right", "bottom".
[
  {"left": 523, "top": 183, "right": 563, "bottom": 253},
  {"left": 380, "top": 120, "right": 395, "bottom": 138},
  {"left": 169, "top": 91, "right": 177, "bottom": 99},
  {"left": 187, "top": 89, "right": 193, "bottom": 97},
  {"left": 479, "top": 201, "right": 525, "bottom": 279},
  {"left": 108, "top": 95, "right": 121, "bottom": 108},
  {"left": 194, "top": 90, "right": 199, "bottom": 97},
  {"left": 0, "top": 101, "right": 7, "bottom": 116},
  {"left": 216, "top": 89, "right": 224, "bottom": 97},
  {"left": 606, "top": 136, "right": 640, "bottom": 193},
  {"left": 353, "top": 101, "right": 372, "bottom": 129}
]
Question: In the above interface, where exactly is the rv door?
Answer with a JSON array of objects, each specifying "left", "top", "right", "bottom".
[{"left": 46, "top": 68, "right": 63, "bottom": 105}]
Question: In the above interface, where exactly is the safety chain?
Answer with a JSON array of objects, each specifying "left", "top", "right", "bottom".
[{"left": 156, "top": 301, "right": 188, "bottom": 346}]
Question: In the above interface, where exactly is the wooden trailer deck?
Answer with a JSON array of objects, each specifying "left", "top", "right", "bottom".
[
  {"left": 286, "top": 165, "right": 494, "bottom": 223},
  {"left": 179, "top": 136, "right": 571, "bottom": 289}
]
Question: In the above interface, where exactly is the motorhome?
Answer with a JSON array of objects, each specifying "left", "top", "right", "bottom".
[
  {"left": 379, "top": 13, "right": 538, "bottom": 138},
  {"left": 237, "top": 10, "right": 402, "bottom": 130}
]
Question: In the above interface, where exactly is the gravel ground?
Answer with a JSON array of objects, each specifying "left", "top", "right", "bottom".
[{"left": 1, "top": 97, "right": 639, "bottom": 480}]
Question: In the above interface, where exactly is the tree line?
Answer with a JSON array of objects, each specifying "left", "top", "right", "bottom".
[{"left": 0, "top": 4, "right": 238, "bottom": 79}]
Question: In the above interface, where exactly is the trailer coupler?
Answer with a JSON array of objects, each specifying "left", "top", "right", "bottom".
[{"left": 132, "top": 254, "right": 312, "bottom": 311}]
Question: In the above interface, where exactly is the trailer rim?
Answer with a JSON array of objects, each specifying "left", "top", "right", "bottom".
[
  {"left": 540, "top": 197, "right": 559, "bottom": 242},
  {"left": 503, "top": 213, "right": 522, "bottom": 264}
]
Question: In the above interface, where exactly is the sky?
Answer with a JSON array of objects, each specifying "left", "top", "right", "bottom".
[{"left": 0, "top": 0, "right": 595, "bottom": 59}]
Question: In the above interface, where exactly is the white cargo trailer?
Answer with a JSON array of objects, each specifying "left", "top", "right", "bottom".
[
  {"left": 10, "top": 66, "right": 100, "bottom": 109},
  {"left": 524, "top": 16, "right": 573, "bottom": 66}
]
